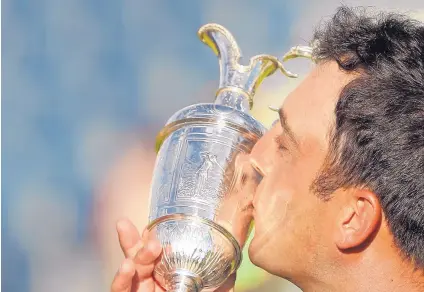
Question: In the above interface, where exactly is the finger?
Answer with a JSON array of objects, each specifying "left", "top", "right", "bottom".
[
  {"left": 117, "top": 218, "right": 143, "bottom": 258},
  {"left": 215, "top": 273, "right": 237, "bottom": 292},
  {"left": 134, "top": 237, "right": 162, "bottom": 266},
  {"left": 110, "top": 259, "right": 136, "bottom": 292},
  {"left": 137, "top": 278, "right": 161, "bottom": 292},
  {"left": 130, "top": 235, "right": 162, "bottom": 280}
]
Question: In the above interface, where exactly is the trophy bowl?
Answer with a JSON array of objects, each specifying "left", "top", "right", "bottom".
[{"left": 146, "top": 23, "right": 292, "bottom": 292}]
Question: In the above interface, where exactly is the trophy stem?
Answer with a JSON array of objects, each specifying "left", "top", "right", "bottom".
[{"left": 166, "top": 270, "right": 204, "bottom": 292}]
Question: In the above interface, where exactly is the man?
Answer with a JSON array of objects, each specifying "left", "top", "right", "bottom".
[{"left": 111, "top": 6, "right": 424, "bottom": 292}]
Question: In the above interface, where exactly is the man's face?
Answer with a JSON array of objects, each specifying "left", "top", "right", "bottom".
[{"left": 248, "top": 61, "right": 355, "bottom": 277}]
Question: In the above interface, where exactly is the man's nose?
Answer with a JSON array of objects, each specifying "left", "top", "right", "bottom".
[{"left": 249, "top": 131, "right": 274, "bottom": 176}]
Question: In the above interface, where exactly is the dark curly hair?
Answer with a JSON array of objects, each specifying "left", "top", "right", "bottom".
[{"left": 310, "top": 6, "right": 424, "bottom": 268}]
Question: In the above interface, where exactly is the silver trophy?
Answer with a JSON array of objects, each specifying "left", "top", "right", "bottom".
[{"left": 147, "top": 23, "right": 294, "bottom": 292}]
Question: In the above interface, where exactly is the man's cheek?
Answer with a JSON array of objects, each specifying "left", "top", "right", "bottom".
[{"left": 254, "top": 189, "right": 293, "bottom": 244}]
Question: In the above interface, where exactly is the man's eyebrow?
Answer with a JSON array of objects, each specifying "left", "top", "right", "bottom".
[{"left": 278, "top": 108, "right": 299, "bottom": 148}]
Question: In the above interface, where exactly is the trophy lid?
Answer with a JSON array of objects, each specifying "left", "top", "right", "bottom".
[{"left": 198, "top": 23, "right": 296, "bottom": 112}]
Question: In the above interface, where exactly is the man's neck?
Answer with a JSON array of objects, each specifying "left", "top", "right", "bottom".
[{"left": 299, "top": 259, "right": 424, "bottom": 292}]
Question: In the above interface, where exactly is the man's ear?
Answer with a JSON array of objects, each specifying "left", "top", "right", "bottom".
[{"left": 334, "top": 189, "right": 382, "bottom": 251}]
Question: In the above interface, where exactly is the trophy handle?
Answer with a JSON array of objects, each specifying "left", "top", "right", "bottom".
[
  {"left": 265, "top": 46, "right": 315, "bottom": 116},
  {"left": 281, "top": 45, "right": 315, "bottom": 78},
  {"left": 198, "top": 23, "right": 296, "bottom": 111}
]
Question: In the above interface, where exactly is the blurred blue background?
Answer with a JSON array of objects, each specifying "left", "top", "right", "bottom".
[{"left": 2, "top": 1, "right": 423, "bottom": 291}]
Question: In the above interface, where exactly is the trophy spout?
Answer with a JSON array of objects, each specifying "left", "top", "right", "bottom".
[{"left": 198, "top": 24, "right": 293, "bottom": 111}]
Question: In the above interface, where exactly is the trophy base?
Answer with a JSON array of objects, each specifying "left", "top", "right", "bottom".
[
  {"left": 147, "top": 214, "right": 241, "bottom": 292},
  {"left": 166, "top": 269, "right": 203, "bottom": 292}
]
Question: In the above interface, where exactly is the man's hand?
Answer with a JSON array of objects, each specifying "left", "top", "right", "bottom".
[
  {"left": 111, "top": 218, "right": 164, "bottom": 292},
  {"left": 110, "top": 218, "right": 236, "bottom": 292}
]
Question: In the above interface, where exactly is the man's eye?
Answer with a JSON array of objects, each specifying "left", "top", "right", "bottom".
[{"left": 274, "top": 134, "right": 288, "bottom": 151}]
